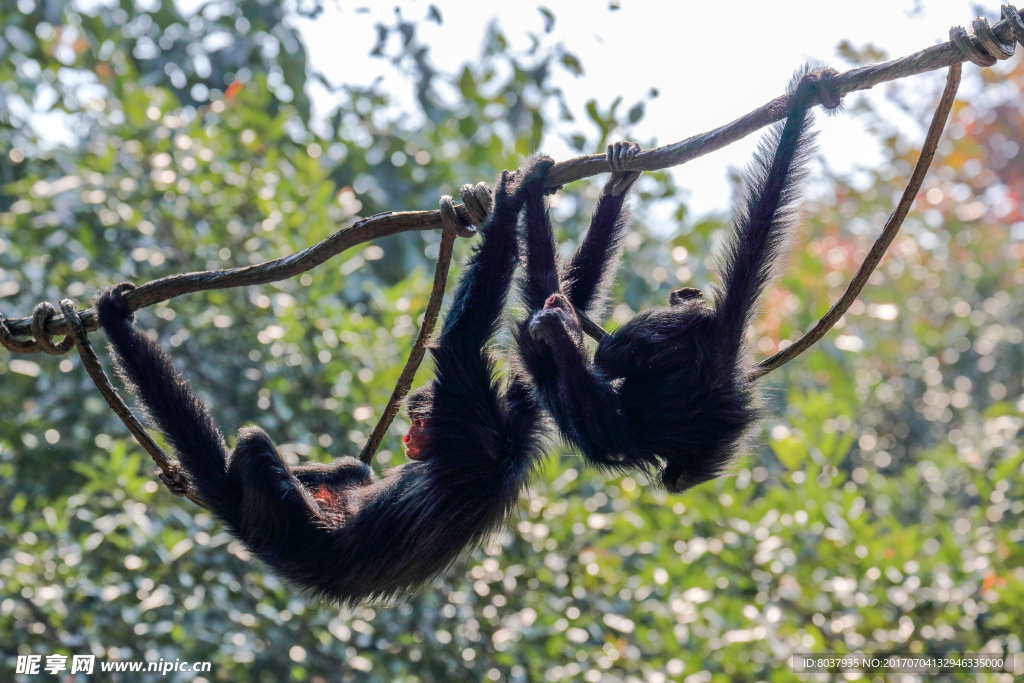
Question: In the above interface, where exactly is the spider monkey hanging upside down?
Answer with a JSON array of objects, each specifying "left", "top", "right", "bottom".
[
  {"left": 517, "top": 69, "right": 838, "bottom": 494},
  {"left": 95, "top": 158, "right": 555, "bottom": 604}
]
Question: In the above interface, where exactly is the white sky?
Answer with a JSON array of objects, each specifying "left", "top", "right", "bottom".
[{"left": 297, "top": 0, "right": 1005, "bottom": 216}]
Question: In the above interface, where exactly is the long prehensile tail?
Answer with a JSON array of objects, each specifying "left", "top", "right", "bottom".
[{"left": 713, "top": 71, "right": 824, "bottom": 357}]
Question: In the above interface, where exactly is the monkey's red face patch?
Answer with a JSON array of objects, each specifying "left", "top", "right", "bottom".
[
  {"left": 403, "top": 418, "right": 429, "bottom": 460},
  {"left": 313, "top": 485, "right": 342, "bottom": 513}
]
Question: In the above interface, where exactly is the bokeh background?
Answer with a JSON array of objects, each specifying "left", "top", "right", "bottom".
[{"left": 1, "top": 1, "right": 1022, "bottom": 681}]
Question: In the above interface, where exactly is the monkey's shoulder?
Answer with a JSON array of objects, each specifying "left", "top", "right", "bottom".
[{"left": 608, "top": 303, "right": 715, "bottom": 345}]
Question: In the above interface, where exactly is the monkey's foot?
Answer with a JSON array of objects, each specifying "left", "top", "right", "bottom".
[{"left": 513, "top": 155, "right": 555, "bottom": 196}]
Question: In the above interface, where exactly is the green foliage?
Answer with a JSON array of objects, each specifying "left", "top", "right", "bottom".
[{"left": 1, "top": 2, "right": 1023, "bottom": 682}]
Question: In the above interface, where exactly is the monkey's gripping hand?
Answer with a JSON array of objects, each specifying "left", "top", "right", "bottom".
[
  {"left": 528, "top": 292, "right": 584, "bottom": 350},
  {"left": 494, "top": 155, "right": 555, "bottom": 208},
  {"left": 604, "top": 142, "right": 641, "bottom": 196}
]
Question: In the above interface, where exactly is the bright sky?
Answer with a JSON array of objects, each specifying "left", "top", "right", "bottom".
[{"left": 297, "top": 0, "right": 1007, "bottom": 216}]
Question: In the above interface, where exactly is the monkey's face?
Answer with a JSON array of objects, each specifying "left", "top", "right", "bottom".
[
  {"left": 403, "top": 418, "right": 430, "bottom": 460},
  {"left": 403, "top": 383, "right": 435, "bottom": 460},
  {"left": 528, "top": 293, "right": 583, "bottom": 348}
]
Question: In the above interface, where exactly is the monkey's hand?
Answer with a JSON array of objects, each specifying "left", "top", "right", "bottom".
[
  {"left": 604, "top": 142, "right": 641, "bottom": 196},
  {"left": 93, "top": 282, "right": 137, "bottom": 324},
  {"left": 528, "top": 293, "right": 584, "bottom": 349},
  {"left": 500, "top": 155, "right": 555, "bottom": 204}
]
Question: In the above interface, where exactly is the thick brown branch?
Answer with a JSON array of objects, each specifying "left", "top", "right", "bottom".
[
  {"left": 2, "top": 8, "right": 1016, "bottom": 344},
  {"left": 753, "top": 62, "right": 962, "bottom": 378},
  {"left": 358, "top": 228, "right": 457, "bottom": 464}
]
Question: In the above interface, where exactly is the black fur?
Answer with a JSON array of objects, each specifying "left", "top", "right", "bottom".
[
  {"left": 96, "top": 157, "right": 554, "bottom": 604},
  {"left": 517, "top": 71, "right": 829, "bottom": 493}
]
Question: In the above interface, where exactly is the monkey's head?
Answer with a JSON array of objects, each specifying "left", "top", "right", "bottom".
[
  {"left": 669, "top": 287, "right": 705, "bottom": 307},
  {"left": 528, "top": 293, "right": 584, "bottom": 349},
  {"left": 661, "top": 462, "right": 717, "bottom": 494},
  {"left": 403, "top": 383, "right": 435, "bottom": 460}
]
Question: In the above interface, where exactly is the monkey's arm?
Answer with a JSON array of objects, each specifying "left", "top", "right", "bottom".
[
  {"left": 530, "top": 306, "right": 642, "bottom": 471},
  {"left": 436, "top": 157, "right": 553, "bottom": 354},
  {"left": 423, "top": 157, "right": 554, "bottom": 462},
  {"left": 562, "top": 142, "right": 641, "bottom": 317}
]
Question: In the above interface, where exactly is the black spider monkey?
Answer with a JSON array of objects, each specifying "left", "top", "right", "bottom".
[
  {"left": 517, "top": 69, "right": 836, "bottom": 494},
  {"left": 95, "top": 158, "right": 554, "bottom": 604}
]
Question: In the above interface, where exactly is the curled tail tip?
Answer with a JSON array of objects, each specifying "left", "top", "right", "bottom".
[{"left": 790, "top": 64, "right": 844, "bottom": 115}]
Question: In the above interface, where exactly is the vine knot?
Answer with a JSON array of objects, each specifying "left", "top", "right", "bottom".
[
  {"left": 439, "top": 181, "right": 493, "bottom": 238},
  {"left": 950, "top": 5, "right": 1023, "bottom": 67}
]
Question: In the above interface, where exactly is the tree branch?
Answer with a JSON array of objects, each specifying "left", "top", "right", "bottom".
[{"left": 2, "top": 6, "right": 1018, "bottom": 345}]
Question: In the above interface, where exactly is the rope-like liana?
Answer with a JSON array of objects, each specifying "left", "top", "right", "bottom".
[
  {"left": 0, "top": 313, "right": 45, "bottom": 353},
  {"left": 2, "top": 6, "right": 1020, "bottom": 346},
  {"left": 58, "top": 295, "right": 206, "bottom": 507},
  {"left": 357, "top": 185, "right": 491, "bottom": 464},
  {"left": 30, "top": 302, "right": 76, "bottom": 355},
  {"left": 753, "top": 62, "right": 962, "bottom": 377}
]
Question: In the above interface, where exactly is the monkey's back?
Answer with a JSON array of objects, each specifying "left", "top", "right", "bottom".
[{"left": 598, "top": 304, "right": 761, "bottom": 491}]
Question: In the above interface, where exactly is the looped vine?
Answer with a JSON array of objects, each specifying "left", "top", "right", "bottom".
[
  {"left": 973, "top": 16, "right": 1016, "bottom": 59},
  {"left": 950, "top": 5, "right": 1023, "bottom": 66},
  {"left": 950, "top": 25, "right": 999, "bottom": 66},
  {"left": 0, "top": 314, "right": 44, "bottom": 353},
  {"left": 0, "top": 302, "right": 77, "bottom": 354},
  {"left": 439, "top": 194, "right": 478, "bottom": 238},
  {"left": 1002, "top": 3, "right": 1024, "bottom": 44},
  {"left": 31, "top": 302, "right": 75, "bottom": 355},
  {"left": 460, "top": 182, "right": 493, "bottom": 227}
]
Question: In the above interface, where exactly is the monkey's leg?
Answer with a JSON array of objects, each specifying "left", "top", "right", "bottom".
[
  {"left": 544, "top": 333, "right": 645, "bottom": 471},
  {"left": 225, "top": 427, "right": 324, "bottom": 547},
  {"left": 292, "top": 456, "right": 374, "bottom": 490},
  {"left": 519, "top": 161, "right": 561, "bottom": 313}
]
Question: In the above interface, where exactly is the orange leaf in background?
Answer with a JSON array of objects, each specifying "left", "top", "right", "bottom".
[
  {"left": 981, "top": 572, "right": 1005, "bottom": 591},
  {"left": 225, "top": 81, "right": 243, "bottom": 101}
]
